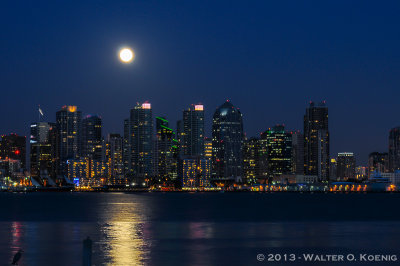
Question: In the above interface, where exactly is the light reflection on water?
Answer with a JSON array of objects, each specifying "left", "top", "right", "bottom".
[{"left": 1, "top": 193, "right": 400, "bottom": 265}]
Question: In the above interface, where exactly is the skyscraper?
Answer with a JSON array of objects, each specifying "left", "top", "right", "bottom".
[
  {"left": 304, "top": 101, "right": 330, "bottom": 181},
  {"left": 291, "top": 131, "right": 304, "bottom": 175},
  {"left": 243, "top": 137, "right": 260, "bottom": 184},
  {"left": 389, "top": 127, "right": 400, "bottom": 172},
  {"left": 212, "top": 100, "right": 244, "bottom": 181},
  {"left": 155, "top": 116, "right": 178, "bottom": 184},
  {"left": 56, "top": 105, "right": 82, "bottom": 175},
  {"left": 336, "top": 152, "right": 356, "bottom": 181},
  {"left": 129, "top": 102, "right": 154, "bottom": 185},
  {"left": 261, "top": 125, "right": 292, "bottom": 177},
  {"left": 104, "top": 133, "right": 125, "bottom": 185},
  {"left": 0, "top": 133, "right": 26, "bottom": 169},
  {"left": 82, "top": 115, "right": 102, "bottom": 161},
  {"left": 182, "top": 104, "right": 205, "bottom": 157},
  {"left": 30, "top": 122, "right": 57, "bottom": 184}
]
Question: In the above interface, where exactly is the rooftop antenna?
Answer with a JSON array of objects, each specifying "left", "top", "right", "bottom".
[{"left": 38, "top": 105, "right": 44, "bottom": 122}]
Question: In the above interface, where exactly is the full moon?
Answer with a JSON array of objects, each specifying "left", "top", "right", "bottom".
[{"left": 119, "top": 48, "right": 134, "bottom": 63}]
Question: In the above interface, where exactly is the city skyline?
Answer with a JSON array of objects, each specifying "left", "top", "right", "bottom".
[
  {"left": 2, "top": 2, "right": 400, "bottom": 165},
  {"left": 1, "top": 100, "right": 398, "bottom": 167}
]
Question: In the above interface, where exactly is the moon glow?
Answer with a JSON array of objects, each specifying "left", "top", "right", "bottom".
[{"left": 119, "top": 48, "right": 134, "bottom": 63}]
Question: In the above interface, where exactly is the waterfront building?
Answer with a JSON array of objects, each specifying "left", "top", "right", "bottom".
[
  {"left": 155, "top": 116, "right": 178, "bottom": 184},
  {"left": 212, "top": 100, "right": 244, "bottom": 182},
  {"left": 336, "top": 152, "right": 356, "bottom": 181},
  {"left": 182, "top": 104, "right": 205, "bottom": 157},
  {"left": 82, "top": 115, "right": 103, "bottom": 161},
  {"left": 304, "top": 101, "right": 330, "bottom": 181},
  {"left": 182, "top": 157, "right": 211, "bottom": 188},
  {"left": 389, "top": 127, "right": 400, "bottom": 171},
  {"left": 243, "top": 137, "right": 260, "bottom": 184},
  {"left": 129, "top": 102, "right": 154, "bottom": 185},
  {"left": 30, "top": 122, "right": 57, "bottom": 184},
  {"left": 56, "top": 105, "right": 82, "bottom": 175},
  {"left": 355, "top": 166, "right": 368, "bottom": 180},
  {"left": 261, "top": 125, "right": 292, "bottom": 177},
  {"left": 291, "top": 131, "right": 304, "bottom": 175},
  {"left": 0, "top": 133, "right": 26, "bottom": 170},
  {"left": 104, "top": 134, "right": 125, "bottom": 185},
  {"left": 368, "top": 152, "right": 389, "bottom": 177}
]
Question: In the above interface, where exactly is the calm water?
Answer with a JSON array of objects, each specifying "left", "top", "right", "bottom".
[{"left": 0, "top": 192, "right": 400, "bottom": 265}]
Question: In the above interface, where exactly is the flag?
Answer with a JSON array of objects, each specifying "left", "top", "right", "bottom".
[{"left": 39, "top": 106, "right": 44, "bottom": 116}]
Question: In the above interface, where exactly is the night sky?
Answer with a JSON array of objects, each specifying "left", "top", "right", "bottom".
[{"left": 1, "top": 1, "right": 400, "bottom": 165}]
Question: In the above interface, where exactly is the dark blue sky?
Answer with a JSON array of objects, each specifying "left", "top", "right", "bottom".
[{"left": 1, "top": 1, "right": 400, "bottom": 165}]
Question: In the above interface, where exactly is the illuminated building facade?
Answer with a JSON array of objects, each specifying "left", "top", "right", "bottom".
[
  {"left": 105, "top": 134, "right": 125, "bottom": 185},
  {"left": 204, "top": 137, "right": 212, "bottom": 159},
  {"left": 304, "top": 101, "right": 330, "bottom": 180},
  {"left": 355, "top": 166, "right": 368, "bottom": 180},
  {"left": 0, "top": 133, "right": 26, "bottom": 169},
  {"left": 129, "top": 102, "right": 153, "bottom": 185},
  {"left": 336, "top": 152, "right": 356, "bottom": 181},
  {"left": 30, "top": 122, "right": 57, "bottom": 184},
  {"left": 243, "top": 137, "right": 260, "bottom": 184},
  {"left": 82, "top": 115, "right": 103, "bottom": 161},
  {"left": 155, "top": 117, "right": 178, "bottom": 184},
  {"left": 389, "top": 127, "right": 400, "bottom": 171},
  {"left": 67, "top": 158, "right": 108, "bottom": 186},
  {"left": 212, "top": 101, "right": 244, "bottom": 181},
  {"left": 262, "top": 125, "right": 292, "bottom": 177},
  {"left": 368, "top": 152, "right": 389, "bottom": 177},
  {"left": 182, "top": 104, "right": 205, "bottom": 157},
  {"left": 56, "top": 105, "right": 82, "bottom": 175},
  {"left": 182, "top": 157, "right": 211, "bottom": 188}
]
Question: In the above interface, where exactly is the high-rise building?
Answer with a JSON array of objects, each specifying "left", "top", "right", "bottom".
[
  {"left": 368, "top": 152, "right": 389, "bottom": 177},
  {"left": 389, "top": 127, "right": 400, "bottom": 172},
  {"left": 182, "top": 104, "right": 205, "bottom": 157},
  {"left": 129, "top": 102, "right": 154, "bottom": 185},
  {"left": 336, "top": 152, "right": 356, "bottom": 181},
  {"left": 291, "top": 131, "right": 304, "bottom": 175},
  {"left": 243, "top": 137, "right": 260, "bottom": 184},
  {"left": 30, "top": 122, "right": 57, "bottom": 184},
  {"left": 155, "top": 116, "right": 178, "bottom": 184},
  {"left": 212, "top": 100, "right": 244, "bottom": 181},
  {"left": 0, "top": 133, "right": 26, "bottom": 169},
  {"left": 56, "top": 105, "right": 82, "bottom": 175},
  {"left": 123, "top": 118, "right": 132, "bottom": 176},
  {"left": 261, "top": 125, "right": 292, "bottom": 177},
  {"left": 104, "top": 134, "right": 125, "bottom": 185},
  {"left": 304, "top": 101, "right": 330, "bottom": 180},
  {"left": 82, "top": 115, "right": 102, "bottom": 161}
]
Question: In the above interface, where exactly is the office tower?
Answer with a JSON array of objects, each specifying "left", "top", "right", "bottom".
[
  {"left": 123, "top": 118, "right": 132, "bottom": 176},
  {"left": 204, "top": 137, "right": 212, "bottom": 159},
  {"left": 368, "top": 152, "right": 389, "bottom": 177},
  {"left": 212, "top": 100, "right": 244, "bottom": 181},
  {"left": 182, "top": 157, "right": 211, "bottom": 188},
  {"left": 182, "top": 104, "right": 205, "bottom": 157},
  {"left": 30, "top": 122, "right": 57, "bottom": 184},
  {"left": 0, "top": 133, "right": 26, "bottom": 169},
  {"left": 155, "top": 116, "right": 178, "bottom": 184},
  {"left": 336, "top": 152, "right": 356, "bottom": 181},
  {"left": 389, "top": 127, "right": 400, "bottom": 171},
  {"left": 291, "top": 131, "right": 304, "bottom": 175},
  {"left": 243, "top": 137, "right": 260, "bottom": 184},
  {"left": 56, "top": 105, "right": 82, "bottom": 175},
  {"left": 261, "top": 125, "right": 292, "bottom": 177},
  {"left": 130, "top": 102, "right": 154, "bottom": 184},
  {"left": 304, "top": 101, "right": 330, "bottom": 180},
  {"left": 330, "top": 158, "right": 337, "bottom": 181},
  {"left": 82, "top": 115, "right": 103, "bottom": 161},
  {"left": 105, "top": 134, "right": 125, "bottom": 185}
]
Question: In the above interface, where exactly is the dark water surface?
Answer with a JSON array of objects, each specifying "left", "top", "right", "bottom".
[{"left": 0, "top": 192, "right": 399, "bottom": 265}]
